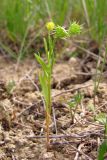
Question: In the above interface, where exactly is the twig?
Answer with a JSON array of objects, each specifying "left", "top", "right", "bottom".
[
  {"left": 74, "top": 43, "right": 103, "bottom": 62},
  {"left": 39, "top": 121, "right": 45, "bottom": 136},
  {"left": 13, "top": 67, "right": 35, "bottom": 91},
  {"left": 74, "top": 143, "right": 84, "bottom": 160},
  {"left": 85, "top": 120, "right": 104, "bottom": 127},
  {"left": 52, "top": 83, "right": 92, "bottom": 98},
  {"left": 13, "top": 97, "right": 30, "bottom": 106},
  {"left": 52, "top": 107, "right": 57, "bottom": 134},
  {"left": 27, "top": 131, "right": 104, "bottom": 139},
  {"left": 15, "top": 102, "right": 39, "bottom": 118},
  {"left": 13, "top": 121, "right": 32, "bottom": 129},
  {"left": 95, "top": 101, "right": 107, "bottom": 111},
  {"left": 51, "top": 141, "right": 92, "bottom": 159},
  {"left": 26, "top": 74, "right": 45, "bottom": 111},
  {"left": 71, "top": 144, "right": 93, "bottom": 160},
  {"left": 75, "top": 71, "right": 107, "bottom": 76}
]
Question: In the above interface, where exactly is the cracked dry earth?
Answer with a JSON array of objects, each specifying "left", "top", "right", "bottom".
[{"left": 0, "top": 53, "right": 107, "bottom": 160}]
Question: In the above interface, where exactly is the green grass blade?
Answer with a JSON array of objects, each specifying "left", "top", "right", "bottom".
[{"left": 98, "top": 140, "right": 107, "bottom": 160}]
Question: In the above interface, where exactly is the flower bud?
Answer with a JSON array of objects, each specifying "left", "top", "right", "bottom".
[
  {"left": 46, "top": 22, "right": 55, "bottom": 31},
  {"left": 68, "top": 22, "right": 82, "bottom": 36},
  {"left": 55, "top": 26, "right": 68, "bottom": 38}
]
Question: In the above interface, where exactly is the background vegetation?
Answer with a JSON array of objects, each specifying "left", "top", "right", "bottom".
[{"left": 0, "top": 0, "right": 106, "bottom": 60}]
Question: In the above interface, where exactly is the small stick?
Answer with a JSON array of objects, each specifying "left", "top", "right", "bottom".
[
  {"left": 26, "top": 74, "right": 45, "bottom": 111},
  {"left": 95, "top": 101, "right": 107, "bottom": 111},
  {"left": 13, "top": 97, "right": 30, "bottom": 106},
  {"left": 52, "top": 107, "right": 57, "bottom": 134},
  {"left": 13, "top": 121, "right": 32, "bottom": 129},
  {"left": 52, "top": 83, "right": 92, "bottom": 98},
  {"left": 74, "top": 43, "right": 103, "bottom": 62},
  {"left": 13, "top": 67, "right": 35, "bottom": 90},
  {"left": 15, "top": 102, "right": 38, "bottom": 118},
  {"left": 74, "top": 143, "right": 86, "bottom": 160},
  {"left": 40, "top": 120, "right": 45, "bottom": 136},
  {"left": 85, "top": 120, "right": 104, "bottom": 127},
  {"left": 27, "top": 131, "right": 104, "bottom": 139},
  {"left": 71, "top": 144, "right": 93, "bottom": 160}
]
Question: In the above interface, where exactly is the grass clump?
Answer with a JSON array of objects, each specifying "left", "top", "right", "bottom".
[{"left": 82, "top": 0, "right": 107, "bottom": 44}]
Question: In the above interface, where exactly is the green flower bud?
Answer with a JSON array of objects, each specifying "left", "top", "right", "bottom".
[
  {"left": 55, "top": 26, "right": 68, "bottom": 38},
  {"left": 68, "top": 22, "right": 82, "bottom": 36}
]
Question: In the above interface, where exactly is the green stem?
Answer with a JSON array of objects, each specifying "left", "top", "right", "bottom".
[
  {"left": 45, "top": 78, "right": 51, "bottom": 150},
  {"left": 93, "top": 49, "right": 107, "bottom": 110},
  {"left": 46, "top": 110, "right": 50, "bottom": 151}
]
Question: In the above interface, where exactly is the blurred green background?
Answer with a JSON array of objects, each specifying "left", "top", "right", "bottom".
[{"left": 0, "top": 0, "right": 107, "bottom": 59}]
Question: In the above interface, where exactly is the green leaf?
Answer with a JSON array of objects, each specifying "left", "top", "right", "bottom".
[
  {"left": 68, "top": 100, "right": 76, "bottom": 108},
  {"left": 74, "top": 92, "right": 83, "bottom": 104},
  {"left": 88, "top": 102, "right": 95, "bottom": 112},
  {"left": 43, "top": 38, "right": 48, "bottom": 59},
  {"left": 35, "top": 53, "right": 48, "bottom": 73},
  {"left": 6, "top": 80, "right": 16, "bottom": 94},
  {"left": 39, "top": 73, "right": 49, "bottom": 107},
  {"left": 98, "top": 140, "right": 107, "bottom": 160},
  {"left": 96, "top": 113, "right": 107, "bottom": 125}
]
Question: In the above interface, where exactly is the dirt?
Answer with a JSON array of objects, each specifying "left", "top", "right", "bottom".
[{"left": 0, "top": 51, "right": 107, "bottom": 160}]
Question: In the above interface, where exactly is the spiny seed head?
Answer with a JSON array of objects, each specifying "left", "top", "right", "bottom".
[
  {"left": 55, "top": 26, "right": 68, "bottom": 38},
  {"left": 46, "top": 21, "right": 55, "bottom": 31},
  {"left": 68, "top": 22, "right": 82, "bottom": 36}
]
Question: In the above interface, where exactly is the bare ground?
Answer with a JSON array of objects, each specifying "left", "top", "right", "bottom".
[{"left": 0, "top": 51, "right": 107, "bottom": 160}]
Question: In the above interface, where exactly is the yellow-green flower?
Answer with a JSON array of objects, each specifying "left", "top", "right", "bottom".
[
  {"left": 55, "top": 26, "right": 68, "bottom": 38},
  {"left": 68, "top": 22, "right": 82, "bottom": 36},
  {"left": 46, "top": 21, "right": 55, "bottom": 31}
]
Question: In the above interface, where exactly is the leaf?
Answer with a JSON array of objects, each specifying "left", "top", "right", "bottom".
[
  {"left": 96, "top": 113, "right": 107, "bottom": 125},
  {"left": 74, "top": 92, "right": 83, "bottom": 104},
  {"left": 68, "top": 100, "right": 76, "bottom": 108},
  {"left": 98, "top": 140, "right": 107, "bottom": 160},
  {"left": 6, "top": 80, "right": 15, "bottom": 94},
  {"left": 43, "top": 38, "right": 48, "bottom": 58},
  {"left": 88, "top": 102, "right": 95, "bottom": 112},
  {"left": 39, "top": 73, "right": 49, "bottom": 107},
  {"left": 34, "top": 53, "right": 48, "bottom": 73}
]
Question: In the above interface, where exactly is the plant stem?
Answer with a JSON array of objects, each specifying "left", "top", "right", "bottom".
[
  {"left": 48, "top": 78, "right": 51, "bottom": 114},
  {"left": 72, "top": 104, "right": 78, "bottom": 123},
  {"left": 93, "top": 50, "right": 107, "bottom": 110},
  {"left": 46, "top": 78, "right": 52, "bottom": 149},
  {"left": 46, "top": 110, "right": 50, "bottom": 150}
]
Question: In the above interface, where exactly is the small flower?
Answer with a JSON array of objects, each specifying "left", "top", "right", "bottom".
[
  {"left": 46, "top": 22, "right": 55, "bottom": 31},
  {"left": 68, "top": 22, "right": 82, "bottom": 36},
  {"left": 55, "top": 26, "right": 68, "bottom": 38}
]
